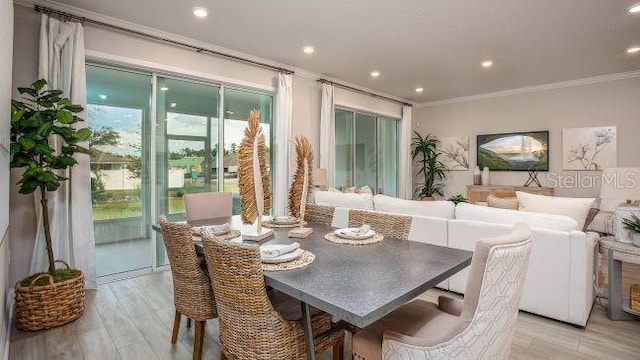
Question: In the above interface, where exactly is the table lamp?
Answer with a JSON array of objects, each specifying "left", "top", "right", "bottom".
[
  {"left": 312, "top": 168, "right": 328, "bottom": 191},
  {"left": 600, "top": 168, "right": 640, "bottom": 244}
]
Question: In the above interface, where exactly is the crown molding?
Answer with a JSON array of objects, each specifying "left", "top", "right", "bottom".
[
  {"left": 14, "top": 0, "right": 412, "bottom": 107},
  {"left": 416, "top": 69, "right": 640, "bottom": 108}
]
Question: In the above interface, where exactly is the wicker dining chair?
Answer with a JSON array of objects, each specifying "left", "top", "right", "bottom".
[
  {"left": 159, "top": 216, "right": 218, "bottom": 360},
  {"left": 200, "top": 233, "right": 345, "bottom": 360},
  {"left": 348, "top": 209, "right": 412, "bottom": 240},
  {"left": 184, "top": 192, "right": 233, "bottom": 222},
  {"left": 305, "top": 203, "right": 336, "bottom": 227}
]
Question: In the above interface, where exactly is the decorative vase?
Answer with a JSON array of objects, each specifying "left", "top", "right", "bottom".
[
  {"left": 481, "top": 167, "right": 490, "bottom": 185},
  {"left": 473, "top": 166, "right": 482, "bottom": 185},
  {"left": 633, "top": 233, "right": 640, "bottom": 247},
  {"left": 421, "top": 197, "right": 435, "bottom": 201}
]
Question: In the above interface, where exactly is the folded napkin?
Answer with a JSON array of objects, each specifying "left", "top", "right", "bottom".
[
  {"left": 260, "top": 243, "right": 300, "bottom": 259},
  {"left": 193, "top": 223, "right": 231, "bottom": 235},
  {"left": 358, "top": 224, "right": 371, "bottom": 234}
]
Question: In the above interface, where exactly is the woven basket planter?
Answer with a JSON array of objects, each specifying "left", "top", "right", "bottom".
[{"left": 15, "top": 260, "right": 85, "bottom": 331}]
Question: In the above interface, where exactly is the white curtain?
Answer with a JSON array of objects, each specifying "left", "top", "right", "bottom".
[
  {"left": 34, "top": 14, "right": 96, "bottom": 289},
  {"left": 273, "top": 72, "right": 293, "bottom": 216},
  {"left": 398, "top": 105, "right": 413, "bottom": 200},
  {"left": 319, "top": 83, "right": 335, "bottom": 187}
]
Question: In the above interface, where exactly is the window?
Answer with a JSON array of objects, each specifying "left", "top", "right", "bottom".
[
  {"left": 87, "top": 63, "right": 273, "bottom": 279},
  {"left": 334, "top": 107, "right": 399, "bottom": 196}
]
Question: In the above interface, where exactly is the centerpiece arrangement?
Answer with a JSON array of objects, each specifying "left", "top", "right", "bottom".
[
  {"left": 287, "top": 136, "right": 314, "bottom": 238},
  {"left": 238, "top": 110, "right": 273, "bottom": 241},
  {"left": 10, "top": 79, "right": 90, "bottom": 331}
]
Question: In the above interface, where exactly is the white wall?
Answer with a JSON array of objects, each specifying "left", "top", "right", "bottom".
[
  {"left": 1, "top": 0, "right": 13, "bottom": 356},
  {"left": 9, "top": 4, "right": 402, "bottom": 284},
  {"left": 414, "top": 76, "right": 640, "bottom": 199}
]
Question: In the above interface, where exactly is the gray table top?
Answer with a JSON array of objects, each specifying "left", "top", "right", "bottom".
[{"left": 153, "top": 216, "right": 473, "bottom": 328}]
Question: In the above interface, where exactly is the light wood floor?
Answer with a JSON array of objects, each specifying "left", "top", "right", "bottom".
[{"left": 9, "top": 271, "right": 640, "bottom": 360}]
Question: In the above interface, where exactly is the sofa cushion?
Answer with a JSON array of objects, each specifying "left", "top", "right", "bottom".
[
  {"left": 487, "top": 195, "right": 519, "bottom": 210},
  {"left": 373, "top": 194, "right": 455, "bottom": 219},
  {"left": 314, "top": 191, "right": 374, "bottom": 210},
  {"left": 455, "top": 202, "right": 579, "bottom": 232},
  {"left": 516, "top": 192, "right": 596, "bottom": 229}
]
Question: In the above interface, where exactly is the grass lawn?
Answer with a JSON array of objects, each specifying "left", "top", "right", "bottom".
[{"left": 92, "top": 179, "right": 241, "bottom": 220}]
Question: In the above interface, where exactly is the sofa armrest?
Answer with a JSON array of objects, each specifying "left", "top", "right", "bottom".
[{"left": 567, "top": 230, "right": 598, "bottom": 326}]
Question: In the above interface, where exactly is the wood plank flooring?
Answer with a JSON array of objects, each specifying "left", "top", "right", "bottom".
[{"left": 9, "top": 271, "right": 640, "bottom": 359}]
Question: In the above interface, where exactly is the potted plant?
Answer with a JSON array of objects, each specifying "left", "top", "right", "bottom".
[
  {"left": 622, "top": 214, "right": 640, "bottom": 247},
  {"left": 10, "top": 79, "right": 91, "bottom": 331},
  {"left": 411, "top": 132, "right": 447, "bottom": 201},
  {"left": 447, "top": 194, "right": 468, "bottom": 205}
]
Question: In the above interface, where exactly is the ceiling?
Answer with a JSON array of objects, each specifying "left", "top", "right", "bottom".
[{"left": 51, "top": 0, "right": 640, "bottom": 103}]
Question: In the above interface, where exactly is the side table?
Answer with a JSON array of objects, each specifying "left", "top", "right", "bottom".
[{"left": 600, "top": 236, "right": 640, "bottom": 320}]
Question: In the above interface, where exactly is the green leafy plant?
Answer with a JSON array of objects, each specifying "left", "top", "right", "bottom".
[
  {"left": 411, "top": 132, "right": 447, "bottom": 199},
  {"left": 10, "top": 79, "right": 91, "bottom": 277},
  {"left": 622, "top": 214, "right": 640, "bottom": 234},
  {"left": 448, "top": 194, "right": 468, "bottom": 205}
]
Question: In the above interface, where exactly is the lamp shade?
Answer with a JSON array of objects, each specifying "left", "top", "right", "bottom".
[
  {"left": 312, "top": 168, "right": 328, "bottom": 190},
  {"left": 600, "top": 168, "right": 640, "bottom": 200}
]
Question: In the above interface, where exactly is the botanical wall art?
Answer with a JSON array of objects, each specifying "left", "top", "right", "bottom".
[
  {"left": 563, "top": 126, "right": 617, "bottom": 171},
  {"left": 438, "top": 136, "right": 469, "bottom": 171}
]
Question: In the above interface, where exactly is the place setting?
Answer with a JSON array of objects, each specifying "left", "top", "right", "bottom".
[
  {"left": 324, "top": 224, "right": 384, "bottom": 245},
  {"left": 260, "top": 242, "right": 315, "bottom": 271},
  {"left": 262, "top": 216, "right": 308, "bottom": 229},
  {"left": 191, "top": 223, "right": 241, "bottom": 241}
]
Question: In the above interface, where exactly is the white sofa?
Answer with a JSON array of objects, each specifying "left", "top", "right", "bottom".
[{"left": 313, "top": 192, "right": 598, "bottom": 327}]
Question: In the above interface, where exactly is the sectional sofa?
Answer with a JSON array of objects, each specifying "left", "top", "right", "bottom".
[{"left": 313, "top": 191, "right": 598, "bottom": 327}]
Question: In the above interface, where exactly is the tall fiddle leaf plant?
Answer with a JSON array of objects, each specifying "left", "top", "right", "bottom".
[
  {"left": 10, "top": 79, "right": 91, "bottom": 276},
  {"left": 411, "top": 131, "right": 447, "bottom": 199}
]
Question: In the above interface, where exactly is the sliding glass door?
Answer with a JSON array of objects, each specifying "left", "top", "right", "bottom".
[
  {"left": 88, "top": 63, "right": 274, "bottom": 279},
  {"left": 334, "top": 107, "right": 399, "bottom": 196}
]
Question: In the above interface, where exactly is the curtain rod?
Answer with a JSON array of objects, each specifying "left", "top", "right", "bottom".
[
  {"left": 34, "top": 5, "right": 295, "bottom": 75},
  {"left": 318, "top": 79, "right": 412, "bottom": 107}
]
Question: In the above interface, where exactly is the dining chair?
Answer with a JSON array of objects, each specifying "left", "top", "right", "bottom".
[
  {"left": 183, "top": 192, "right": 233, "bottom": 222},
  {"left": 158, "top": 216, "right": 218, "bottom": 360},
  {"left": 352, "top": 223, "right": 533, "bottom": 360},
  {"left": 305, "top": 203, "right": 336, "bottom": 227},
  {"left": 348, "top": 209, "right": 412, "bottom": 240},
  {"left": 200, "top": 233, "right": 345, "bottom": 360}
]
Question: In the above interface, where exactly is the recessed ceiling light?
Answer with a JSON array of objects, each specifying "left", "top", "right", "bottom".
[
  {"left": 160, "top": 87, "right": 169, "bottom": 91},
  {"left": 626, "top": 46, "right": 640, "bottom": 54},
  {"left": 193, "top": 7, "right": 208, "bottom": 18},
  {"left": 99, "top": 94, "right": 107, "bottom": 100},
  {"left": 628, "top": 3, "right": 640, "bottom": 13},
  {"left": 415, "top": 87, "right": 424, "bottom": 93},
  {"left": 303, "top": 46, "right": 314, "bottom": 54},
  {"left": 370, "top": 71, "right": 380, "bottom": 78},
  {"left": 481, "top": 60, "right": 493, "bottom": 68},
  {"left": 170, "top": 103, "right": 177, "bottom": 108}
]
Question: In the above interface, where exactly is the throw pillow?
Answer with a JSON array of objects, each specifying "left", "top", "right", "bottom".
[
  {"left": 343, "top": 186, "right": 359, "bottom": 193},
  {"left": 327, "top": 187, "right": 342, "bottom": 193},
  {"left": 359, "top": 185, "right": 373, "bottom": 195},
  {"left": 586, "top": 211, "right": 615, "bottom": 235},
  {"left": 583, "top": 208, "right": 600, "bottom": 232},
  {"left": 516, "top": 191, "right": 596, "bottom": 230},
  {"left": 487, "top": 195, "right": 519, "bottom": 210}
]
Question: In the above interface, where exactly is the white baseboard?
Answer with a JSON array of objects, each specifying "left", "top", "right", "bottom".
[{"left": 1, "top": 288, "right": 14, "bottom": 360}]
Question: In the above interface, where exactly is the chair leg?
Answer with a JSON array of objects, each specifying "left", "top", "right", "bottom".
[
  {"left": 333, "top": 340, "right": 344, "bottom": 360},
  {"left": 193, "top": 321, "right": 206, "bottom": 360},
  {"left": 187, "top": 318, "right": 192, "bottom": 328},
  {"left": 171, "top": 311, "right": 181, "bottom": 344}
]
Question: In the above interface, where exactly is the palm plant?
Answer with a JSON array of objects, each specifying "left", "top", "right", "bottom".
[
  {"left": 411, "top": 132, "right": 447, "bottom": 199},
  {"left": 622, "top": 214, "right": 640, "bottom": 234}
]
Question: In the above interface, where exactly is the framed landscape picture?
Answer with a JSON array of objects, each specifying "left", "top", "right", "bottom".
[{"left": 477, "top": 131, "right": 549, "bottom": 171}]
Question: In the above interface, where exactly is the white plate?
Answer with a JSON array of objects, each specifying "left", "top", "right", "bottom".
[
  {"left": 271, "top": 216, "right": 299, "bottom": 225},
  {"left": 260, "top": 246, "right": 304, "bottom": 263},
  {"left": 334, "top": 228, "right": 375, "bottom": 240}
]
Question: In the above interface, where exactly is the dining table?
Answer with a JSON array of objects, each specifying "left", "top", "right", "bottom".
[{"left": 153, "top": 215, "right": 473, "bottom": 360}]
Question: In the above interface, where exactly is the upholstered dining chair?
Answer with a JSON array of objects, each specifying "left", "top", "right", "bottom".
[
  {"left": 352, "top": 223, "right": 533, "bottom": 360},
  {"left": 183, "top": 192, "right": 233, "bottom": 222},
  {"left": 200, "top": 233, "right": 345, "bottom": 360},
  {"left": 348, "top": 209, "right": 412, "bottom": 241},
  {"left": 158, "top": 216, "right": 218, "bottom": 360}
]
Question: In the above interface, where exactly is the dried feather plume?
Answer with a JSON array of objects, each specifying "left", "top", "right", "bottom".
[
  {"left": 238, "top": 110, "right": 272, "bottom": 225},
  {"left": 288, "top": 136, "right": 314, "bottom": 219}
]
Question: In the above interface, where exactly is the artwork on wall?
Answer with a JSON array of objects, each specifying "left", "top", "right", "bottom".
[
  {"left": 562, "top": 126, "right": 617, "bottom": 171},
  {"left": 438, "top": 136, "right": 469, "bottom": 170},
  {"left": 477, "top": 131, "right": 549, "bottom": 171}
]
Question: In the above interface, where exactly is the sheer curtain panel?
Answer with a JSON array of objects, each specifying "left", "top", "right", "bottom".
[
  {"left": 398, "top": 105, "right": 413, "bottom": 200},
  {"left": 34, "top": 14, "right": 96, "bottom": 288},
  {"left": 274, "top": 72, "right": 293, "bottom": 216},
  {"left": 320, "top": 83, "right": 336, "bottom": 187}
]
